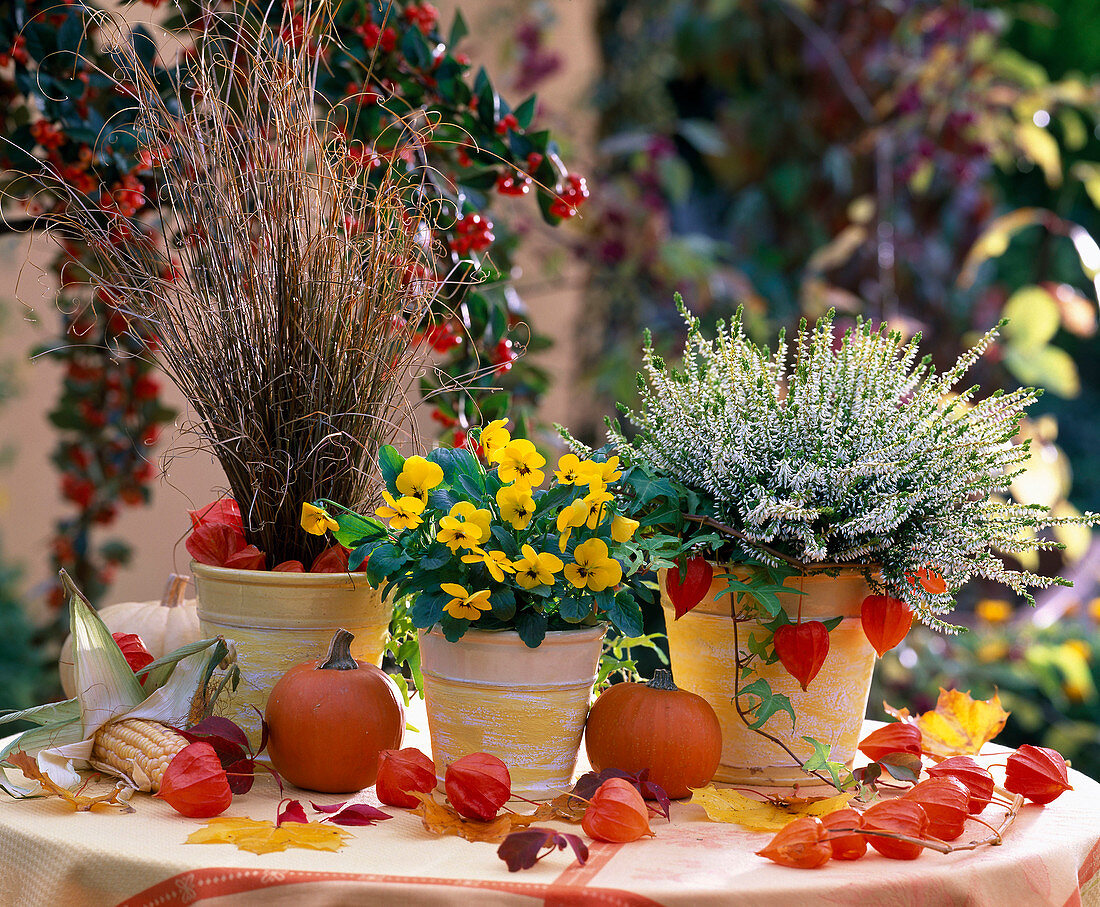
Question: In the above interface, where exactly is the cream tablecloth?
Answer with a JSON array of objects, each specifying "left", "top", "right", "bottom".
[{"left": 1, "top": 706, "right": 1098, "bottom": 907}]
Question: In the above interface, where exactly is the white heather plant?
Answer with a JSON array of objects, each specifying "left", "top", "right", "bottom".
[{"left": 606, "top": 297, "right": 1096, "bottom": 629}]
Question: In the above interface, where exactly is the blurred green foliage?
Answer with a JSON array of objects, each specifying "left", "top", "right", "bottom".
[
  {"left": 872, "top": 614, "right": 1100, "bottom": 780},
  {"left": 584, "top": 0, "right": 1100, "bottom": 505}
]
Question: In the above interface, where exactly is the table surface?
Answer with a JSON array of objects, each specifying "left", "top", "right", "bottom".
[{"left": 1, "top": 704, "right": 1098, "bottom": 907}]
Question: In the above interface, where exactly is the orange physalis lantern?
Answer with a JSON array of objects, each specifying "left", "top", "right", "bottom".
[
  {"left": 857, "top": 722, "right": 922, "bottom": 763},
  {"left": 859, "top": 799, "right": 930, "bottom": 860},
  {"left": 859, "top": 595, "right": 913, "bottom": 657},
  {"left": 773, "top": 620, "right": 830, "bottom": 691},
  {"left": 1005, "top": 744, "right": 1073, "bottom": 804},
  {"left": 902, "top": 778, "right": 970, "bottom": 841},
  {"left": 756, "top": 816, "right": 833, "bottom": 869},
  {"left": 581, "top": 777, "right": 655, "bottom": 843},
  {"left": 926, "top": 755, "right": 994, "bottom": 814}
]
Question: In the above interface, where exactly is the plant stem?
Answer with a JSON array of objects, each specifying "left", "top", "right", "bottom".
[
  {"left": 683, "top": 514, "right": 806, "bottom": 569},
  {"left": 729, "top": 590, "right": 839, "bottom": 789}
]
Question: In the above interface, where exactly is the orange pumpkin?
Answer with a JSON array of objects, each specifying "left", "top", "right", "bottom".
[
  {"left": 265, "top": 628, "right": 404, "bottom": 792},
  {"left": 584, "top": 669, "right": 722, "bottom": 798}
]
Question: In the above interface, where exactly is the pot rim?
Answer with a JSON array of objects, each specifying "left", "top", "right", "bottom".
[
  {"left": 190, "top": 560, "right": 373, "bottom": 588},
  {"left": 420, "top": 623, "right": 608, "bottom": 647}
]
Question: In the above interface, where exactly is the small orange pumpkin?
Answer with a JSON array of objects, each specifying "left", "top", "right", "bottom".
[
  {"left": 265, "top": 628, "right": 404, "bottom": 793},
  {"left": 584, "top": 669, "right": 721, "bottom": 798}
]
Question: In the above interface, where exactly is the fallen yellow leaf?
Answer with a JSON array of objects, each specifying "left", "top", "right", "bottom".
[
  {"left": 886, "top": 688, "right": 1009, "bottom": 759},
  {"left": 412, "top": 792, "right": 551, "bottom": 843},
  {"left": 186, "top": 816, "right": 351, "bottom": 854},
  {"left": 690, "top": 786, "right": 853, "bottom": 832}
]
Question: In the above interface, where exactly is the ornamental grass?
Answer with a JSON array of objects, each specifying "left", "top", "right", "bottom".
[
  {"left": 16, "top": 3, "right": 447, "bottom": 564},
  {"left": 606, "top": 296, "right": 1097, "bottom": 629}
]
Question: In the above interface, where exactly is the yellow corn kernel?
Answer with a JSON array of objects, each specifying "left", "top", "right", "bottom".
[{"left": 91, "top": 718, "right": 188, "bottom": 792}]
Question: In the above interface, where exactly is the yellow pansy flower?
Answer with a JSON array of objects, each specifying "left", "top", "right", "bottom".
[
  {"left": 581, "top": 485, "right": 614, "bottom": 529},
  {"left": 496, "top": 484, "right": 536, "bottom": 530},
  {"left": 460, "top": 547, "right": 515, "bottom": 582},
  {"left": 449, "top": 501, "right": 492, "bottom": 542},
  {"left": 300, "top": 502, "right": 339, "bottom": 536},
  {"left": 441, "top": 583, "right": 493, "bottom": 621},
  {"left": 975, "top": 598, "right": 1012, "bottom": 624},
  {"left": 577, "top": 456, "right": 622, "bottom": 486},
  {"left": 554, "top": 454, "right": 585, "bottom": 485},
  {"left": 480, "top": 419, "right": 511, "bottom": 462},
  {"left": 611, "top": 514, "right": 640, "bottom": 543},
  {"left": 374, "top": 491, "right": 425, "bottom": 531},
  {"left": 564, "top": 538, "right": 623, "bottom": 592},
  {"left": 556, "top": 499, "right": 589, "bottom": 552},
  {"left": 513, "top": 544, "right": 564, "bottom": 589},
  {"left": 395, "top": 456, "right": 444, "bottom": 503},
  {"left": 493, "top": 439, "right": 546, "bottom": 487},
  {"left": 437, "top": 515, "right": 484, "bottom": 552}
]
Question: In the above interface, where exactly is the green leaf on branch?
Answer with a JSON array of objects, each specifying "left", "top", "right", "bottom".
[
  {"left": 331, "top": 512, "right": 387, "bottom": 549},
  {"left": 800, "top": 736, "right": 849, "bottom": 789},
  {"left": 739, "top": 678, "right": 795, "bottom": 730}
]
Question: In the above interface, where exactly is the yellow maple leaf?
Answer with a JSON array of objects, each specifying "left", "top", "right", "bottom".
[
  {"left": 690, "top": 786, "right": 853, "bottom": 832},
  {"left": 885, "top": 687, "right": 1009, "bottom": 759},
  {"left": 411, "top": 792, "right": 551, "bottom": 843},
  {"left": 186, "top": 817, "right": 350, "bottom": 854}
]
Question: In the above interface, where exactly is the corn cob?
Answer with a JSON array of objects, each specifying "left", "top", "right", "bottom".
[{"left": 91, "top": 718, "right": 188, "bottom": 792}]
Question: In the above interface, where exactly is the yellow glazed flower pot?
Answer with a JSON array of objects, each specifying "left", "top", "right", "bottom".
[
  {"left": 419, "top": 624, "right": 606, "bottom": 799},
  {"left": 661, "top": 566, "right": 875, "bottom": 787},
  {"left": 192, "top": 563, "right": 390, "bottom": 749}
]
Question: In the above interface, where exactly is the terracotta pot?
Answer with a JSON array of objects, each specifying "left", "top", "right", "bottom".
[
  {"left": 661, "top": 566, "right": 875, "bottom": 787},
  {"left": 192, "top": 563, "right": 390, "bottom": 748},
  {"left": 419, "top": 625, "right": 605, "bottom": 799}
]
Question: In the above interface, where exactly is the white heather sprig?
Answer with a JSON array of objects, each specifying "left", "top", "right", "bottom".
[{"left": 608, "top": 298, "right": 1097, "bottom": 629}]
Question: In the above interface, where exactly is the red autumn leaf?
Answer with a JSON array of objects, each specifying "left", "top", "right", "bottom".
[
  {"left": 188, "top": 498, "right": 243, "bottom": 532},
  {"left": 272, "top": 560, "right": 306, "bottom": 572},
  {"left": 858, "top": 722, "right": 923, "bottom": 762},
  {"left": 907, "top": 567, "right": 947, "bottom": 595},
  {"left": 860, "top": 595, "right": 913, "bottom": 657},
  {"left": 902, "top": 778, "right": 970, "bottom": 841},
  {"left": 756, "top": 816, "right": 832, "bottom": 869},
  {"left": 185, "top": 521, "right": 247, "bottom": 567},
  {"left": 665, "top": 556, "right": 714, "bottom": 619},
  {"left": 445, "top": 752, "right": 511, "bottom": 822},
  {"left": 157, "top": 742, "right": 233, "bottom": 819},
  {"left": 821, "top": 808, "right": 866, "bottom": 860},
  {"left": 773, "top": 620, "right": 830, "bottom": 691},
  {"left": 859, "top": 799, "right": 930, "bottom": 860},
  {"left": 926, "top": 755, "right": 994, "bottom": 814},
  {"left": 1005, "top": 744, "right": 1073, "bottom": 804},
  {"left": 310, "top": 800, "right": 393, "bottom": 826},
  {"left": 112, "top": 632, "right": 154, "bottom": 676},
  {"left": 223, "top": 544, "right": 266, "bottom": 571},
  {"left": 497, "top": 828, "right": 589, "bottom": 872},
  {"left": 277, "top": 798, "right": 308, "bottom": 826},
  {"left": 176, "top": 717, "right": 256, "bottom": 795},
  {"left": 376, "top": 747, "right": 437, "bottom": 808},
  {"left": 568, "top": 768, "right": 671, "bottom": 820},
  {"left": 877, "top": 752, "right": 923, "bottom": 783},
  {"left": 581, "top": 777, "right": 654, "bottom": 843},
  {"left": 311, "top": 544, "right": 352, "bottom": 573}
]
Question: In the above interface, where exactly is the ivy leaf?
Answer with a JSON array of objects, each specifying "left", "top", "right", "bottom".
[
  {"left": 497, "top": 828, "right": 588, "bottom": 872},
  {"left": 739, "top": 678, "right": 795, "bottom": 730},
  {"left": 800, "top": 736, "right": 848, "bottom": 789}
]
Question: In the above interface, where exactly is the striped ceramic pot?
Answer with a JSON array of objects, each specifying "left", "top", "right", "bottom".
[
  {"left": 419, "top": 624, "right": 606, "bottom": 800},
  {"left": 192, "top": 563, "right": 391, "bottom": 749},
  {"left": 661, "top": 566, "right": 876, "bottom": 787}
]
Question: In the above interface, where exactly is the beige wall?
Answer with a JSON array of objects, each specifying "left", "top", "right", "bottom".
[{"left": 0, "top": 1, "right": 597, "bottom": 615}]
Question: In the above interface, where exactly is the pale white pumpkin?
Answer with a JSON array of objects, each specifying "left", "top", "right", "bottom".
[{"left": 58, "top": 574, "right": 202, "bottom": 697}]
